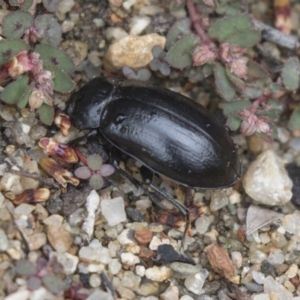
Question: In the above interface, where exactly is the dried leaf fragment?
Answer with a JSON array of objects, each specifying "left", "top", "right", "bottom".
[
  {"left": 204, "top": 243, "right": 235, "bottom": 279},
  {"left": 12, "top": 188, "right": 50, "bottom": 205}
]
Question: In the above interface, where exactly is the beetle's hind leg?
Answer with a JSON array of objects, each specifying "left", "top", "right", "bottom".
[
  {"left": 110, "top": 149, "right": 166, "bottom": 210},
  {"left": 140, "top": 166, "right": 190, "bottom": 249}
]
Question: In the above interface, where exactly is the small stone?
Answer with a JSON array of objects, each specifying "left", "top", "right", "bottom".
[
  {"left": 134, "top": 229, "right": 153, "bottom": 244},
  {"left": 88, "top": 51, "right": 101, "bottom": 67},
  {"left": 49, "top": 251, "right": 79, "bottom": 275},
  {"left": 117, "top": 228, "right": 135, "bottom": 245},
  {"left": 259, "top": 233, "right": 271, "bottom": 244},
  {"left": 247, "top": 133, "right": 272, "bottom": 154},
  {"left": 246, "top": 281, "right": 263, "bottom": 293},
  {"left": 204, "top": 244, "right": 235, "bottom": 279},
  {"left": 252, "top": 270, "right": 265, "bottom": 285},
  {"left": 231, "top": 251, "right": 243, "bottom": 269},
  {"left": 210, "top": 190, "right": 229, "bottom": 211},
  {"left": 121, "top": 252, "right": 140, "bottom": 265},
  {"left": 61, "top": 40, "right": 88, "bottom": 67},
  {"left": 138, "top": 246, "right": 155, "bottom": 259},
  {"left": 184, "top": 271, "right": 208, "bottom": 295},
  {"left": 87, "top": 289, "right": 114, "bottom": 300},
  {"left": 121, "top": 271, "right": 141, "bottom": 289},
  {"left": 14, "top": 203, "right": 35, "bottom": 215},
  {"left": 149, "top": 236, "right": 162, "bottom": 250},
  {"left": 89, "top": 273, "right": 101, "bottom": 288},
  {"left": 108, "top": 240, "right": 121, "bottom": 257},
  {"left": 0, "top": 170, "right": 23, "bottom": 194},
  {"left": 117, "top": 286, "right": 136, "bottom": 300},
  {"left": 4, "top": 289, "right": 31, "bottom": 300},
  {"left": 282, "top": 212, "right": 300, "bottom": 235},
  {"left": 47, "top": 225, "right": 73, "bottom": 252},
  {"left": 243, "top": 150, "right": 293, "bottom": 206},
  {"left": 267, "top": 249, "right": 284, "bottom": 266},
  {"left": 264, "top": 275, "right": 293, "bottom": 299},
  {"left": 145, "top": 266, "right": 173, "bottom": 282},
  {"left": 27, "top": 233, "right": 47, "bottom": 250},
  {"left": 103, "top": 33, "right": 166, "bottom": 71},
  {"left": 57, "top": 0, "right": 75, "bottom": 15},
  {"left": 253, "top": 294, "right": 270, "bottom": 300},
  {"left": 285, "top": 264, "right": 298, "bottom": 278},
  {"left": 108, "top": 258, "right": 122, "bottom": 275},
  {"left": 123, "top": 0, "right": 136, "bottom": 10},
  {"left": 271, "top": 231, "right": 287, "bottom": 248},
  {"left": 101, "top": 196, "right": 127, "bottom": 226},
  {"left": 160, "top": 283, "right": 179, "bottom": 300},
  {"left": 195, "top": 216, "right": 213, "bottom": 234},
  {"left": 34, "top": 204, "right": 49, "bottom": 220},
  {"left": 130, "top": 16, "right": 151, "bottom": 35},
  {"left": 0, "top": 228, "right": 9, "bottom": 251},
  {"left": 43, "top": 214, "right": 64, "bottom": 226},
  {"left": 136, "top": 265, "right": 145, "bottom": 277},
  {"left": 170, "top": 262, "right": 202, "bottom": 276},
  {"left": 180, "top": 296, "right": 194, "bottom": 300}
]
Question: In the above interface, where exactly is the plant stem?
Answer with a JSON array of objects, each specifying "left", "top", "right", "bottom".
[{"left": 186, "top": 0, "right": 210, "bottom": 44}]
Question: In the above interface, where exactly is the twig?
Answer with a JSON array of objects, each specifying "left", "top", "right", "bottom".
[{"left": 253, "top": 19, "right": 299, "bottom": 50}]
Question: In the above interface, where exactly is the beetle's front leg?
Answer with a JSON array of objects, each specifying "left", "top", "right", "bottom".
[{"left": 140, "top": 165, "right": 190, "bottom": 248}]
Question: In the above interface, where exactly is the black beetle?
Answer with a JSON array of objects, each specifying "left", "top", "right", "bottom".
[{"left": 66, "top": 77, "right": 240, "bottom": 191}]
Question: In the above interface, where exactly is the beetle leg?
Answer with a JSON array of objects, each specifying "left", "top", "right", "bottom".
[
  {"left": 140, "top": 166, "right": 190, "bottom": 247},
  {"left": 110, "top": 149, "right": 166, "bottom": 210}
]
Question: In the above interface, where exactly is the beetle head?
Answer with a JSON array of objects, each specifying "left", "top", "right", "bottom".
[{"left": 66, "top": 78, "right": 115, "bottom": 129}]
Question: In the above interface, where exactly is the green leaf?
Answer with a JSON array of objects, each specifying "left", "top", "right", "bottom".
[
  {"left": 87, "top": 154, "right": 103, "bottom": 171},
  {"left": 2, "top": 11, "right": 33, "bottom": 39},
  {"left": 34, "top": 15, "right": 62, "bottom": 47},
  {"left": 1, "top": 75, "right": 29, "bottom": 104},
  {"left": 46, "top": 66, "right": 75, "bottom": 93},
  {"left": 281, "top": 57, "right": 300, "bottom": 91},
  {"left": 225, "top": 29, "right": 260, "bottom": 48},
  {"left": 202, "top": 64, "right": 213, "bottom": 78},
  {"left": 34, "top": 44, "right": 74, "bottom": 75},
  {"left": 166, "top": 18, "right": 191, "bottom": 50},
  {"left": 9, "top": 0, "right": 33, "bottom": 10},
  {"left": 226, "top": 115, "right": 242, "bottom": 131},
  {"left": 165, "top": 34, "right": 200, "bottom": 69},
  {"left": 17, "top": 84, "right": 33, "bottom": 108},
  {"left": 37, "top": 103, "right": 54, "bottom": 125},
  {"left": 208, "top": 14, "right": 253, "bottom": 42},
  {"left": 0, "top": 39, "right": 29, "bottom": 65},
  {"left": 214, "top": 62, "right": 236, "bottom": 101},
  {"left": 226, "top": 66, "right": 246, "bottom": 90},
  {"left": 89, "top": 174, "right": 104, "bottom": 190},
  {"left": 242, "top": 85, "right": 263, "bottom": 99},
  {"left": 43, "top": 0, "right": 60, "bottom": 12},
  {"left": 247, "top": 60, "right": 270, "bottom": 79},
  {"left": 223, "top": 99, "right": 251, "bottom": 115},
  {"left": 288, "top": 106, "right": 300, "bottom": 131}
]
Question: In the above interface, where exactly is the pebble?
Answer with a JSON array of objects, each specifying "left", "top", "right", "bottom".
[
  {"left": 20, "top": 161, "right": 40, "bottom": 189},
  {"left": 170, "top": 262, "right": 202, "bottom": 276},
  {"left": 145, "top": 266, "right": 173, "bottom": 282},
  {"left": 285, "top": 264, "right": 298, "bottom": 278},
  {"left": 246, "top": 281, "right": 264, "bottom": 293},
  {"left": 253, "top": 293, "right": 270, "bottom": 300},
  {"left": 14, "top": 203, "right": 35, "bottom": 215},
  {"left": 57, "top": 0, "right": 75, "bottom": 16},
  {"left": 118, "top": 228, "right": 136, "bottom": 245},
  {"left": 264, "top": 275, "right": 293, "bottom": 299},
  {"left": 103, "top": 33, "right": 166, "bottom": 72},
  {"left": 210, "top": 190, "right": 229, "bottom": 211},
  {"left": 0, "top": 171, "right": 23, "bottom": 194},
  {"left": 252, "top": 270, "right": 265, "bottom": 284},
  {"left": 108, "top": 240, "right": 121, "bottom": 257},
  {"left": 47, "top": 225, "right": 73, "bottom": 253},
  {"left": 27, "top": 233, "right": 47, "bottom": 250},
  {"left": 130, "top": 16, "right": 151, "bottom": 35},
  {"left": 87, "top": 289, "right": 114, "bottom": 300},
  {"left": 106, "top": 27, "right": 128, "bottom": 41},
  {"left": 134, "top": 229, "right": 153, "bottom": 244},
  {"left": 4, "top": 289, "right": 31, "bottom": 300},
  {"left": 121, "top": 271, "right": 141, "bottom": 289},
  {"left": 123, "top": 0, "right": 136, "bottom": 10},
  {"left": 271, "top": 231, "right": 288, "bottom": 248},
  {"left": 108, "top": 258, "right": 122, "bottom": 275},
  {"left": 0, "top": 228, "right": 9, "bottom": 251},
  {"left": 117, "top": 286, "right": 136, "bottom": 299},
  {"left": 243, "top": 150, "right": 293, "bottom": 206},
  {"left": 231, "top": 251, "right": 243, "bottom": 269},
  {"left": 89, "top": 273, "right": 101, "bottom": 288},
  {"left": 180, "top": 296, "right": 194, "bottom": 300},
  {"left": 268, "top": 249, "right": 285, "bottom": 266},
  {"left": 160, "top": 283, "right": 179, "bottom": 300},
  {"left": 136, "top": 265, "right": 145, "bottom": 277},
  {"left": 195, "top": 216, "right": 213, "bottom": 234},
  {"left": 282, "top": 212, "right": 300, "bottom": 235},
  {"left": 101, "top": 196, "right": 127, "bottom": 226},
  {"left": 121, "top": 252, "right": 140, "bottom": 265},
  {"left": 184, "top": 272, "right": 207, "bottom": 295},
  {"left": 43, "top": 214, "right": 64, "bottom": 226},
  {"left": 49, "top": 251, "right": 79, "bottom": 275}
]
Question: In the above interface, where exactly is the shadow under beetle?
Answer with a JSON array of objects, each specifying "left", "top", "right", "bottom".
[{"left": 66, "top": 77, "right": 241, "bottom": 239}]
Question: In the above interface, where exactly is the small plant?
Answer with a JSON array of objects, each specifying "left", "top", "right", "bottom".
[
  {"left": 149, "top": 45, "right": 171, "bottom": 76},
  {"left": 122, "top": 66, "right": 151, "bottom": 81},
  {"left": 0, "top": 0, "right": 74, "bottom": 125},
  {"left": 75, "top": 154, "right": 115, "bottom": 190},
  {"left": 154, "top": 0, "right": 300, "bottom": 137}
]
